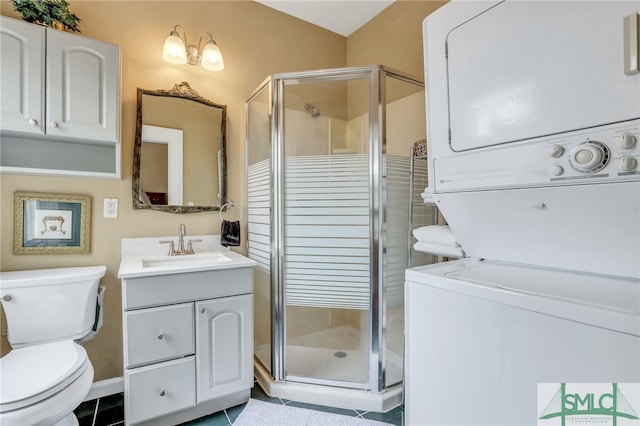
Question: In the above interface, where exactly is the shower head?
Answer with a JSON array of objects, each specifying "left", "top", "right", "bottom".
[{"left": 304, "top": 103, "right": 321, "bottom": 118}]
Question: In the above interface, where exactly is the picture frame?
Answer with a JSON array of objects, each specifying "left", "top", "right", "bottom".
[{"left": 14, "top": 192, "right": 91, "bottom": 254}]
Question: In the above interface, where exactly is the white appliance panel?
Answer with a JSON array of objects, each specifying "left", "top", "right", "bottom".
[
  {"left": 405, "top": 260, "right": 640, "bottom": 426},
  {"left": 447, "top": 1, "right": 640, "bottom": 152},
  {"left": 434, "top": 120, "right": 640, "bottom": 192},
  {"left": 436, "top": 181, "right": 640, "bottom": 279}
]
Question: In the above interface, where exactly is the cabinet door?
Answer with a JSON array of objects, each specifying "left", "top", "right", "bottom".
[
  {"left": 195, "top": 294, "right": 253, "bottom": 402},
  {"left": 0, "top": 17, "right": 44, "bottom": 135},
  {"left": 46, "top": 29, "right": 119, "bottom": 142}
]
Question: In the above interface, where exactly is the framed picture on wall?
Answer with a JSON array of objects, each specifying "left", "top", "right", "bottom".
[{"left": 14, "top": 192, "right": 92, "bottom": 254}]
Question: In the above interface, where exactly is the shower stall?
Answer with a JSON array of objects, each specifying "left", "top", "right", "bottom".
[{"left": 245, "top": 66, "right": 428, "bottom": 412}]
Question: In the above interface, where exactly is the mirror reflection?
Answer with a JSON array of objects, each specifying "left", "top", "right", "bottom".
[{"left": 133, "top": 82, "right": 227, "bottom": 213}]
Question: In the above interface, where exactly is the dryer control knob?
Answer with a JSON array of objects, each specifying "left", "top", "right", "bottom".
[
  {"left": 550, "top": 165, "right": 564, "bottom": 176},
  {"left": 618, "top": 133, "right": 637, "bottom": 149},
  {"left": 618, "top": 157, "right": 637, "bottom": 171},
  {"left": 569, "top": 141, "right": 610, "bottom": 173},
  {"left": 548, "top": 145, "right": 564, "bottom": 158}
]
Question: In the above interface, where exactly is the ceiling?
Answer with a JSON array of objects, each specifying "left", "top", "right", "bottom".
[{"left": 255, "top": 0, "right": 396, "bottom": 37}]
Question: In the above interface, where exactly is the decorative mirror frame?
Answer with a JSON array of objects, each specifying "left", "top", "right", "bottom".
[{"left": 133, "top": 82, "right": 227, "bottom": 213}]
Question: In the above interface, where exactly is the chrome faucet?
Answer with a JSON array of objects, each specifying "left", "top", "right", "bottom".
[
  {"left": 159, "top": 224, "right": 202, "bottom": 256},
  {"left": 177, "top": 224, "right": 187, "bottom": 254}
]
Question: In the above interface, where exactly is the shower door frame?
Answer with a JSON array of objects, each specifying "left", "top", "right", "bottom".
[{"left": 247, "top": 65, "right": 424, "bottom": 394}]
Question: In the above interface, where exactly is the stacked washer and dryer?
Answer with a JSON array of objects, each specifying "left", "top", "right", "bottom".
[{"left": 405, "top": 1, "right": 640, "bottom": 425}]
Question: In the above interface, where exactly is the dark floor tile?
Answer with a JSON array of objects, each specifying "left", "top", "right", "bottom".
[
  {"left": 74, "top": 399, "right": 97, "bottom": 426},
  {"left": 287, "top": 400, "right": 359, "bottom": 418},
  {"left": 94, "top": 393, "right": 125, "bottom": 426},
  {"left": 180, "top": 410, "right": 230, "bottom": 426},
  {"left": 225, "top": 402, "right": 248, "bottom": 424},
  {"left": 251, "top": 383, "right": 283, "bottom": 404},
  {"left": 362, "top": 404, "right": 404, "bottom": 426}
]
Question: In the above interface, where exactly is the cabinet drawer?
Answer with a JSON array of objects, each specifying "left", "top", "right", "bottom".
[
  {"left": 124, "top": 303, "right": 194, "bottom": 368},
  {"left": 122, "top": 267, "right": 254, "bottom": 310},
  {"left": 125, "top": 356, "right": 195, "bottom": 425}
]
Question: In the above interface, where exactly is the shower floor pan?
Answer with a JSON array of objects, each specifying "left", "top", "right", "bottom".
[{"left": 254, "top": 325, "right": 403, "bottom": 412}]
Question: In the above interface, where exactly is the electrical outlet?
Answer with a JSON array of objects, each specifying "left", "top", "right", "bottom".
[{"left": 103, "top": 198, "right": 118, "bottom": 218}]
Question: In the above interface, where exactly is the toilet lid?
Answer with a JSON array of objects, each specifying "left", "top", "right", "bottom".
[{"left": 0, "top": 341, "right": 88, "bottom": 407}]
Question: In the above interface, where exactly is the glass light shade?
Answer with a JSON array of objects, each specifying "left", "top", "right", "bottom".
[
  {"left": 201, "top": 42, "right": 224, "bottom": 71},
  {"left": 163, "top": 34, "right": 187, "bottom": 64}
]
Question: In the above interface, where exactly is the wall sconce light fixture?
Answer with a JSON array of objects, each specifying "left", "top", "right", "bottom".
[{"left": 162, "top": 25, "right": 224, "bottom": 71}]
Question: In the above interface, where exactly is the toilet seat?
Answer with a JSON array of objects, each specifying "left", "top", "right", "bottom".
[{"left": 0, "top": 341, "right": 89, "bottom": 413}]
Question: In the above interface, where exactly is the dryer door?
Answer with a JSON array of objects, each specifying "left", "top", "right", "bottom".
[{"left": 446, "top": 1, "right": 640, "bottom": 152}]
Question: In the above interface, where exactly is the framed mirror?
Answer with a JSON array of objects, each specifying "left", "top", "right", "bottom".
[{"left": 133, "top": 82, "right": 227, "bottom": 213}]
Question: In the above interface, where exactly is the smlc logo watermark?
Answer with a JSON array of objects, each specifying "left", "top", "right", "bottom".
[{"left": 538, "top": 383, "right": 640, "bottom": 426}]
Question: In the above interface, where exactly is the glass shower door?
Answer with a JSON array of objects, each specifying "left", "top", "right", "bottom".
[
  {"left": 246, "top": 85, "right": 272, "bottom": 374},
  {"left": 280, "top": 75, "right": 373, "bottom": 388}
]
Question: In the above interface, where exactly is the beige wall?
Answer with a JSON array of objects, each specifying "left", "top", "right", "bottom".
[
  {"left": 0, "top": 0, "right": 446, "bottom": 381},
  {"left": 347, "top": 0, "right": 448, "bottom": 76}
]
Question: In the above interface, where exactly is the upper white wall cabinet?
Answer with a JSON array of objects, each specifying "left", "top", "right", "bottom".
[{"left": 0, "top": 16, "right": 121, "bottom": 178}]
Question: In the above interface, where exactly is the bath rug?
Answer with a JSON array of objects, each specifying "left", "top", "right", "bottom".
[{"left": 233, "top": 398, "right": 393, "bottom": 426}]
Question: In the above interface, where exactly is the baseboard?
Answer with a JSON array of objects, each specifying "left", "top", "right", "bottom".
[{"left": 84, "top": 376, "right": 124, "bottom": 401}]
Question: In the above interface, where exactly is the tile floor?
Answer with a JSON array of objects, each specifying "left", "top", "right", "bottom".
[{"left": 74, "top": 382, "right": 404, "bottom": 426}]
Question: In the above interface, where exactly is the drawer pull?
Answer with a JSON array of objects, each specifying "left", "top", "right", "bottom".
[
  {"left": 200, "top": 307, "right": 207, "bottom": 314},
  {"left": 157, "top": 332, "right": 165, "bottom": 340},
  {"left": 2, "top": 294, "right": 13, "bottom": 302},
  {"left": 159, "top": 389, "right": 167, "bottom": 397}
]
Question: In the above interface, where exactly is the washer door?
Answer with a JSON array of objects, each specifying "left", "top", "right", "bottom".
[{"left": 446, "top": 1, "right": 640, "bottom": 152}]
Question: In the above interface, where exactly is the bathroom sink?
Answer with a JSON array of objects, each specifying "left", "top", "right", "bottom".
[
  {"left": 118, "top": 236, "right": 257, "bottom": 279},
  {"left": 142, "top": 253, "right": 232, "bottom": 268}
]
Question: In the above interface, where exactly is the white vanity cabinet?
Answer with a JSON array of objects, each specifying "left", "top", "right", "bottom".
[
  {"left": 120, "top": 266, "right": 254, "bottom": 426},
  {"left": 0, "top": 16, "right": 120, "bottom": 177}
]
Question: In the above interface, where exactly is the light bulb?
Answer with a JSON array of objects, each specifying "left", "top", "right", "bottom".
[
  {"left": 201, "top": 41, "right": 224, "bottom": 71},
  {"left": 162, "top": 33, "right": 187, "bottom": 64}
]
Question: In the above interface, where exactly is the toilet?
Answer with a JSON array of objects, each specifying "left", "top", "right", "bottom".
[{"left": 0, "top": 265, "right": 106, "bottom": 426}]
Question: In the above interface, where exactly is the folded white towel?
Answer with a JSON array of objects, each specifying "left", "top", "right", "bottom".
[
  {"left": 421, "top": 190, "right": 436, "bottom": 205},
  {"left": 412, "top": 225, "right": 458, "bottom": 246},
  {"left": 414, "top": 242, "right": 465, "bottom": 258}
]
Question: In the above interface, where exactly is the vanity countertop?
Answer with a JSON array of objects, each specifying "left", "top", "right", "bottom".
[{"left": 118, "top": 235, "right": 256, "bottom": 279}]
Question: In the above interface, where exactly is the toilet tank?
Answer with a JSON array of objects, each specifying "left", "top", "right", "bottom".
[{"left": 0, "top": 266, "right": 107, "bottom": 348}]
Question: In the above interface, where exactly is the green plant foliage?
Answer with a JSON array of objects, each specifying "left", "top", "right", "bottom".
[{"left": 12, "top": 0, "right": 81, "bottom": 32}]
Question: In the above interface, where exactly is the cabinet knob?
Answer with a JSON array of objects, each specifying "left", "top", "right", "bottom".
[
  {"left": 159, "top": 389, "right": 167, "bottom": 397},
  {"left": 157, "top": 332, "right": 165, "bottom": 340},
  {"left": 50, "top": 121, "right": 59, "bottom": 128},
  {"left": 200, "top": 307, "right": 208, "bottom": 314},
  {"left": 2, "top": 294, "right": 13, "bottom": 302},
  {"left": 28, "top": 119, "right": 38, "bottom": 126}
]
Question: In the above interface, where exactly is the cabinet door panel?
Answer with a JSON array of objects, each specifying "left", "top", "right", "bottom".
[
  {"left": 0, "top": 17, "right": 44, "bottom": 135},
  {"left": 196, "top": 294, "right": 253, "bottom": 402},
  {"left": 46, "top": 29, "right": 119, "bottom": 142}
]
